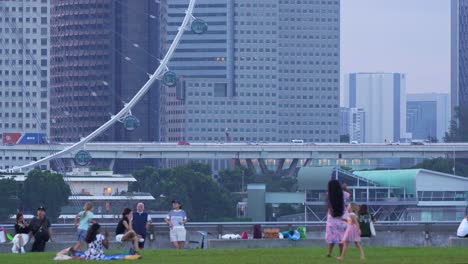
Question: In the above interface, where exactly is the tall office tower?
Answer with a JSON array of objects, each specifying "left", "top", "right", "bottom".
[
  {"left": 407, "top": 93, "right": 450, "bottom": 142},
  {"left": 451, "top": 0, "right": 468, "bottom": 119},
  {"left": 0, "top": 1, "right": 50, "bottom": 145},
  {"left": 50, "top": 1, "right": 162, "bottom": 143},
  {"left": 344, "top": 73, "right": 409, "bottom": 143},
  {"left": 161, "top": 0, "right": 340, "bottom": 143}
]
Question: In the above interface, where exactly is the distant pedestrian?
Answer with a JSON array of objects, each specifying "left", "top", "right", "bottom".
[
  {"left": 325, "top": 180, "right": 348, "bottom": 257},
  {"left": 165, "top": 200, "right": 187, "bottom": 249},
  {"left": 132, "top": 202, "right": 152, "bottom": 249},
  {"left": 29, "top": 206, "right": 54, "bottom": 252},
  {"left": 12, "top": 213, "right": 30, "bottom": 254},
  {"left": 115, "top": 208, "right": 142, "bottom": 253},
  {"left": 73, "top": 202, "right": 95, "bottom": 250},
  {"left": 457, "top": 215, "right": 468, "bottom": 238},
  {"left": 337, "top": 202, "right": 365, "bottom": 261}
]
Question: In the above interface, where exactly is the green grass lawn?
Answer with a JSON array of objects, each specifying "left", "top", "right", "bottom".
[{"left": 1, "top": 247, "right": 467, "bottom": 264}]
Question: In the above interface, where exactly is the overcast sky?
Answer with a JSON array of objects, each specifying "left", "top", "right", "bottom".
[{"left": 341, "top": 0, "right": 450, "bottom": 95}]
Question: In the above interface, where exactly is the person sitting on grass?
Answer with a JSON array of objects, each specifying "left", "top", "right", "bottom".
[
  {"left": 457, "top": 215, "right": 468, "bottom": 238},
  {"left": 84, "top": 223, "right": 109, "bottom": 260},
  {"left": 12, "top": 213, "right": 30, "bottom": 254},
  {"left": 337, "top": 202, "right": 365, "bottom": 261},
  {"left": 115, "top": 208, "right": 143, "bottom": 253}
]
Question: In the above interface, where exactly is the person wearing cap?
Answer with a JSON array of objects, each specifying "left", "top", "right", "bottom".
[
  {"left": 28, "top": 206, "right": 54, "bottom": 252},
  {"left": 165, "top": 200, "right": 187, "bottom": 249},
  {"left": 132, "top": 202, "right": 152, "bottom": 249}
]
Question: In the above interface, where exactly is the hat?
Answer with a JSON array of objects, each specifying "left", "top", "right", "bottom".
[
  {"left": 37, "top": 206, "right": 46, "bottom": 211},
  {"left": 171, "top": 199, "right": 181, "bottom": 205}
]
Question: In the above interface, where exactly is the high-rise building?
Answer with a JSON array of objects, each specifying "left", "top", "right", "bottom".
[
  {"left": 451, "top": 0, "right": 468, "bottom": 118},
  {"left": 340, "top": 107, "right": 366, "bottom": 143},
  {"left": 50, "top": 1, "right": 162, "bottom": 143},
  {"left": 344, "top": 73, "right": 408, "bottom": 143},
  {"left": 0, "top": 0, "right": 50, "bottom": 141},
  {"left": 406, "top": 93, "right": 450, "bottom": 142},
  {"left": 161, "top": 0, "right": 340, "bottom": 143}
]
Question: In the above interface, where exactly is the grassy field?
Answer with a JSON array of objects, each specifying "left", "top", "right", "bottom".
[{"left": 1, "top": 247, "right": 467, "bottom": 264}]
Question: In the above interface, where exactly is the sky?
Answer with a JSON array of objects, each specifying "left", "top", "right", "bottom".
[{"left": 341, "top": 0, "right": 450, "bottom": 95}]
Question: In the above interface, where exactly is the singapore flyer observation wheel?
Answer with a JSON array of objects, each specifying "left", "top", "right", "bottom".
[{"left": 2, "top": 0, "right": 204, "bottom": 173}]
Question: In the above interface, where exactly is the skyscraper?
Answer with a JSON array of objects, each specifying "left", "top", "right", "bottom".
[
  {"left": 0, "top": 0, "right": 50, "bottom": 142},
  {"left": 406, "top": 93, "right": 450, "bottom": 142},
  {"left": 451, "top": 0, "right": 468, "bottom": 118},
  {"left": 344, "top": 73, "right": 408, "bottom": 143},
  {"left": 162, "top": 0, "right": 340, "bottom": 143},
  {"left": 50, "top": 0, "right": 162, "bottom": 143}
]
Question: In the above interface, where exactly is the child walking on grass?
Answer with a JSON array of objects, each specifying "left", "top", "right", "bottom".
[{"left": 337, "top": 202, "right": 365, "bottom": 261}]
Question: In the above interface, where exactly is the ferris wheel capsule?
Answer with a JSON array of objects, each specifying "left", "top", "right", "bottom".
[
  {"left": 162, "top": 71, "right": 177, "bottom": 87},
  {"left": 191, "top": 18, "right": 208, "bottom": 34},
  {"left": 74, "top": 150, "right": 92, "bottom": 166},
  {"left": 123, "top": 115, "right": 140, "bottom": 131}
]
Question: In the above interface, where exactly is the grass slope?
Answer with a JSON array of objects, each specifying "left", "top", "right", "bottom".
[{"left": 1, "top": 247, "right": 467, "bottom": 264}]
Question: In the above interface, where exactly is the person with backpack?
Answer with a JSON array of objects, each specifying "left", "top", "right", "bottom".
[
  {"left": 358, "top": 204, "right": 376, "bottom": 238},
  {"left": 28, "top": 206, "right": 54, "bottom": 252}
]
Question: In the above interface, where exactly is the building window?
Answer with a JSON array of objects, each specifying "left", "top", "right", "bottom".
[{"left": 103, "top": 188, "right": 113, "bottom": 196}]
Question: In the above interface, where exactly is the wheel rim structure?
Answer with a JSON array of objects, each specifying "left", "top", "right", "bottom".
[{"left": 3, "top": 0, "right": 198, "bottom": 173}]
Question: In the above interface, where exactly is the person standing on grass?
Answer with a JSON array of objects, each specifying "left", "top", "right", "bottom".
[
  {"left": 337, "top": 202, "right": 365, "bottom": 261},
  {"left": 165, "top": 200, "right": 187, "bottom": 249},
  {"left": 29, "top": 206, "right": 54, "bottom": 252},
  {"left": 73, "top": 202, "right": 95, "bottom": 250},
  {"left": 132, "top": 202, "right": 152, "bottom": 249},
  {"left": 358, "top": 204, "right": 376, "bottom": 238},
  {"left": 325, "top": 180, "right": 348, "bottom": 258}
]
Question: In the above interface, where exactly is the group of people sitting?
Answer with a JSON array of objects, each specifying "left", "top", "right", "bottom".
[{"left": 10, "top": 200, "right": 188, "bottom": 258}]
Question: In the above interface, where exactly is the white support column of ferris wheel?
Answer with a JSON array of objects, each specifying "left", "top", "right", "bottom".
[{"left": 7, "top": 0, "right": 198, "bottom": 173}]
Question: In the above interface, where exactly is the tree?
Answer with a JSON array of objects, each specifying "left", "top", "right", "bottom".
[
  {"left": 444, "top": 106, "right": 468, "bottom": 142},
  {"left": 412, "top": 158, "right": 468, "bottom": 177},
  {"left": 0, "top": 178, "right": 19, "bottom": 221},
  {"left": 217, "top": 166, "right": 255, "bottom": 193},
  {"left": 22, "top": 170, "right": 71, "bottom": 220},
  {"left": 131, "top": 162, "right": 236, "bottom": 221}
]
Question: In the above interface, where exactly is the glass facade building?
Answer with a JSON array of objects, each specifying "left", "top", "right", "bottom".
[
  {"left": 451, "top": 0, "right": 468, "bottom": 117},
  {"left": 162, "top": 0, "right": 340, "bottom": 143},
  {"left": 0, "top": 0, "right": 50, "bottom": 137},
  {"left": 50, "top": 0, "right": 162, "bottom": 143}
]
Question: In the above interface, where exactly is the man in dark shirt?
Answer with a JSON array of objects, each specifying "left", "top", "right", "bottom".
[
  {"left": 132, "top": 202, "right": 152, "bottom": 249},
  {"left": 28, "top": 206, "right": 54, "bottom": 252}
]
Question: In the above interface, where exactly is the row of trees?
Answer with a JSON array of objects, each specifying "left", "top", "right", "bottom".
[
  {"left": 130, "top": 162, "right": 237, "bottom": 221},
  {"left": 0, "top": 170, "right": 71, "bottom": 221}
]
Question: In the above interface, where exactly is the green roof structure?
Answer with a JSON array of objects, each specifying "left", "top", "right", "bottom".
[{"left": 353, "top": 169, "right": 419, "bottom": 196}]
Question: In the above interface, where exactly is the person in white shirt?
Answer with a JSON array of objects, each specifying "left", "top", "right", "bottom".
[
  {"left": 457, "top": 216, "right": 468, "bottom": 238},
  {"left": 165, "top": 200, "right": 187, "bottom": 249}
]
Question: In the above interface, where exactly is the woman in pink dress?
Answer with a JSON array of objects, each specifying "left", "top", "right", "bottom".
[
  {"left": 325, "top": 180, "right": 348, "bottom": 257},
  {"left": 337, "top": 202, "right": 365, "bottom": 261}
]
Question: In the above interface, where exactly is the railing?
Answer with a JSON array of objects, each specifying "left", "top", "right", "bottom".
[{"left": 0, "top": 221, "right": 460, "bottom": 230}]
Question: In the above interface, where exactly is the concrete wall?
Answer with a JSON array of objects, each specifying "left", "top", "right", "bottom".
[{"left": 0, "top": 223, "right": 460, "bottom": 252}]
